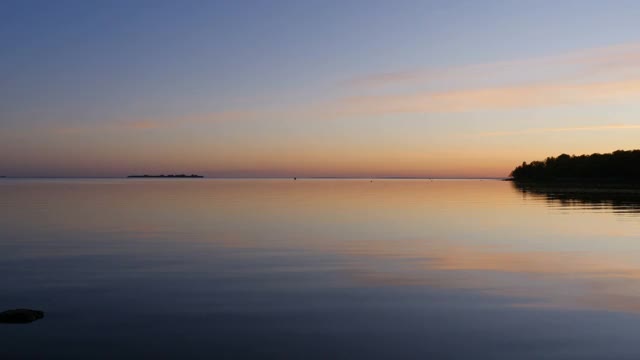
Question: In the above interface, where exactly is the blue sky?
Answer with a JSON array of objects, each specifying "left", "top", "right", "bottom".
[{"left": 3, "top": 0, "right": 640, "bottom": 177}]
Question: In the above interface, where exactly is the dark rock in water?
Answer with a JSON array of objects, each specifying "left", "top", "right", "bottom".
[{"left": 0, "top": 309, "right": 44, "bottom": 324}]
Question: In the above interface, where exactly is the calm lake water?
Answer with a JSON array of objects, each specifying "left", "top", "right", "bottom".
[{"left": 2, "top": 179, "right": 640, "bottom": 359}]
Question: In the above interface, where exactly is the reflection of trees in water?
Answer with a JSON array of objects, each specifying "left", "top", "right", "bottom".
[{"left": 512, "top": 182, "right": 640, "bottom": 214}]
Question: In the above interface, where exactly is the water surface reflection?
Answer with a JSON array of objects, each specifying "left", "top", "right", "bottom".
[
  {"left": 513, "top": 181, "right": 640, "bottom": 215},
  {"left": 2, "top": 179, "right": 640, "bottom": 359}
]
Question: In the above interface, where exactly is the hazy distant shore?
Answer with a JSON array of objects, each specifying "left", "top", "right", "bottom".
[{"left": 127, "top": 174, "right": 204, "bottom": 178}]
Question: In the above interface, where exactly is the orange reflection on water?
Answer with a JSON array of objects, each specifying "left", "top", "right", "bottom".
[{"left": 3, "top": 179, "right": 640, "bottom": 313}]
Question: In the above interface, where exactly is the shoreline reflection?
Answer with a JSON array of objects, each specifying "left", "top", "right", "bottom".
[{"left": 512, "top": 182, "right": 640, "bottom": 214}]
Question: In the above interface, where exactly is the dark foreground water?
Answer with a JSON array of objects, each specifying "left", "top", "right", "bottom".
[{"left": 2, "top": 179, "right": 640, "bottom": 359}]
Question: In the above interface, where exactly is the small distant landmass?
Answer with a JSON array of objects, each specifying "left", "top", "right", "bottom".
[
  {"left": 509, "top": 150, "right": 640, "bottom": 183},
  {"left": 127, "top": 174, "right": 204, "bottom": 178}
]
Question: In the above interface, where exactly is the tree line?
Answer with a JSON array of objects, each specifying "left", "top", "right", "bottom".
[{"left": 510, "top": 150, "right": 640, "bottom": 181}]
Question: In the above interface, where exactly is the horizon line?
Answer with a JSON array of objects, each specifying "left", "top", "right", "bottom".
[{"left": 0, "top": 176, "right": 506, "bottom": 180}]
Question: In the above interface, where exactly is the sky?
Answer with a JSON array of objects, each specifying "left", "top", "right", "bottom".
[{"left": 3, "top": 0, "right": 640, "bottom": 178}]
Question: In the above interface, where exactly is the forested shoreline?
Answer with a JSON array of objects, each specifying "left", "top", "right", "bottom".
[{"left": 510, "top": 150, "right": 640, "bottom": 182}]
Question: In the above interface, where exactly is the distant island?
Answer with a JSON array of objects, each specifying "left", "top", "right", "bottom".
[
  {"left": 127, "top": 174, "right": 203, "bottom": 178},
  {"left": 509, "top": 150, "right": 640, "bottom": 183}
]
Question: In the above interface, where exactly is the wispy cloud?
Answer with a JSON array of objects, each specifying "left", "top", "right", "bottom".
[
  {"left": 111, "top": 111, "right": 263, "bottom": 130},
  {"left": 46, "top": 110, "right": 265, "bottom": 135},
  {"left": 349, "top": 42, "right": 640, "bottom": 90},
  {"left": 50, "top": 119, "right": 167, "bottom": 135},
  {"left": 49, "top": 77, "right": 640, "bottom": 136},
  {"left": 119, "top": 120, "right": 164, "bottom": 130},
  {"left": 473, "top": 124, "right": 640, "bottom": 137},
  {"left": 335, "top": 79, "right": 640, "bottom": 116},
  {"left": 46, "top": 42, "right": 640, "bottom": 135}
]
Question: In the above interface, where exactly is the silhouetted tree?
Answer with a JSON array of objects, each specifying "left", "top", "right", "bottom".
[{"left": 510, "top": 150, "right": 640, "bottom": 181}]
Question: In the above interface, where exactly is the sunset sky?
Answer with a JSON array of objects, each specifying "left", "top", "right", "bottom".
[{"left": 3, "top": 0, "right": 640, "bottom": 178}]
